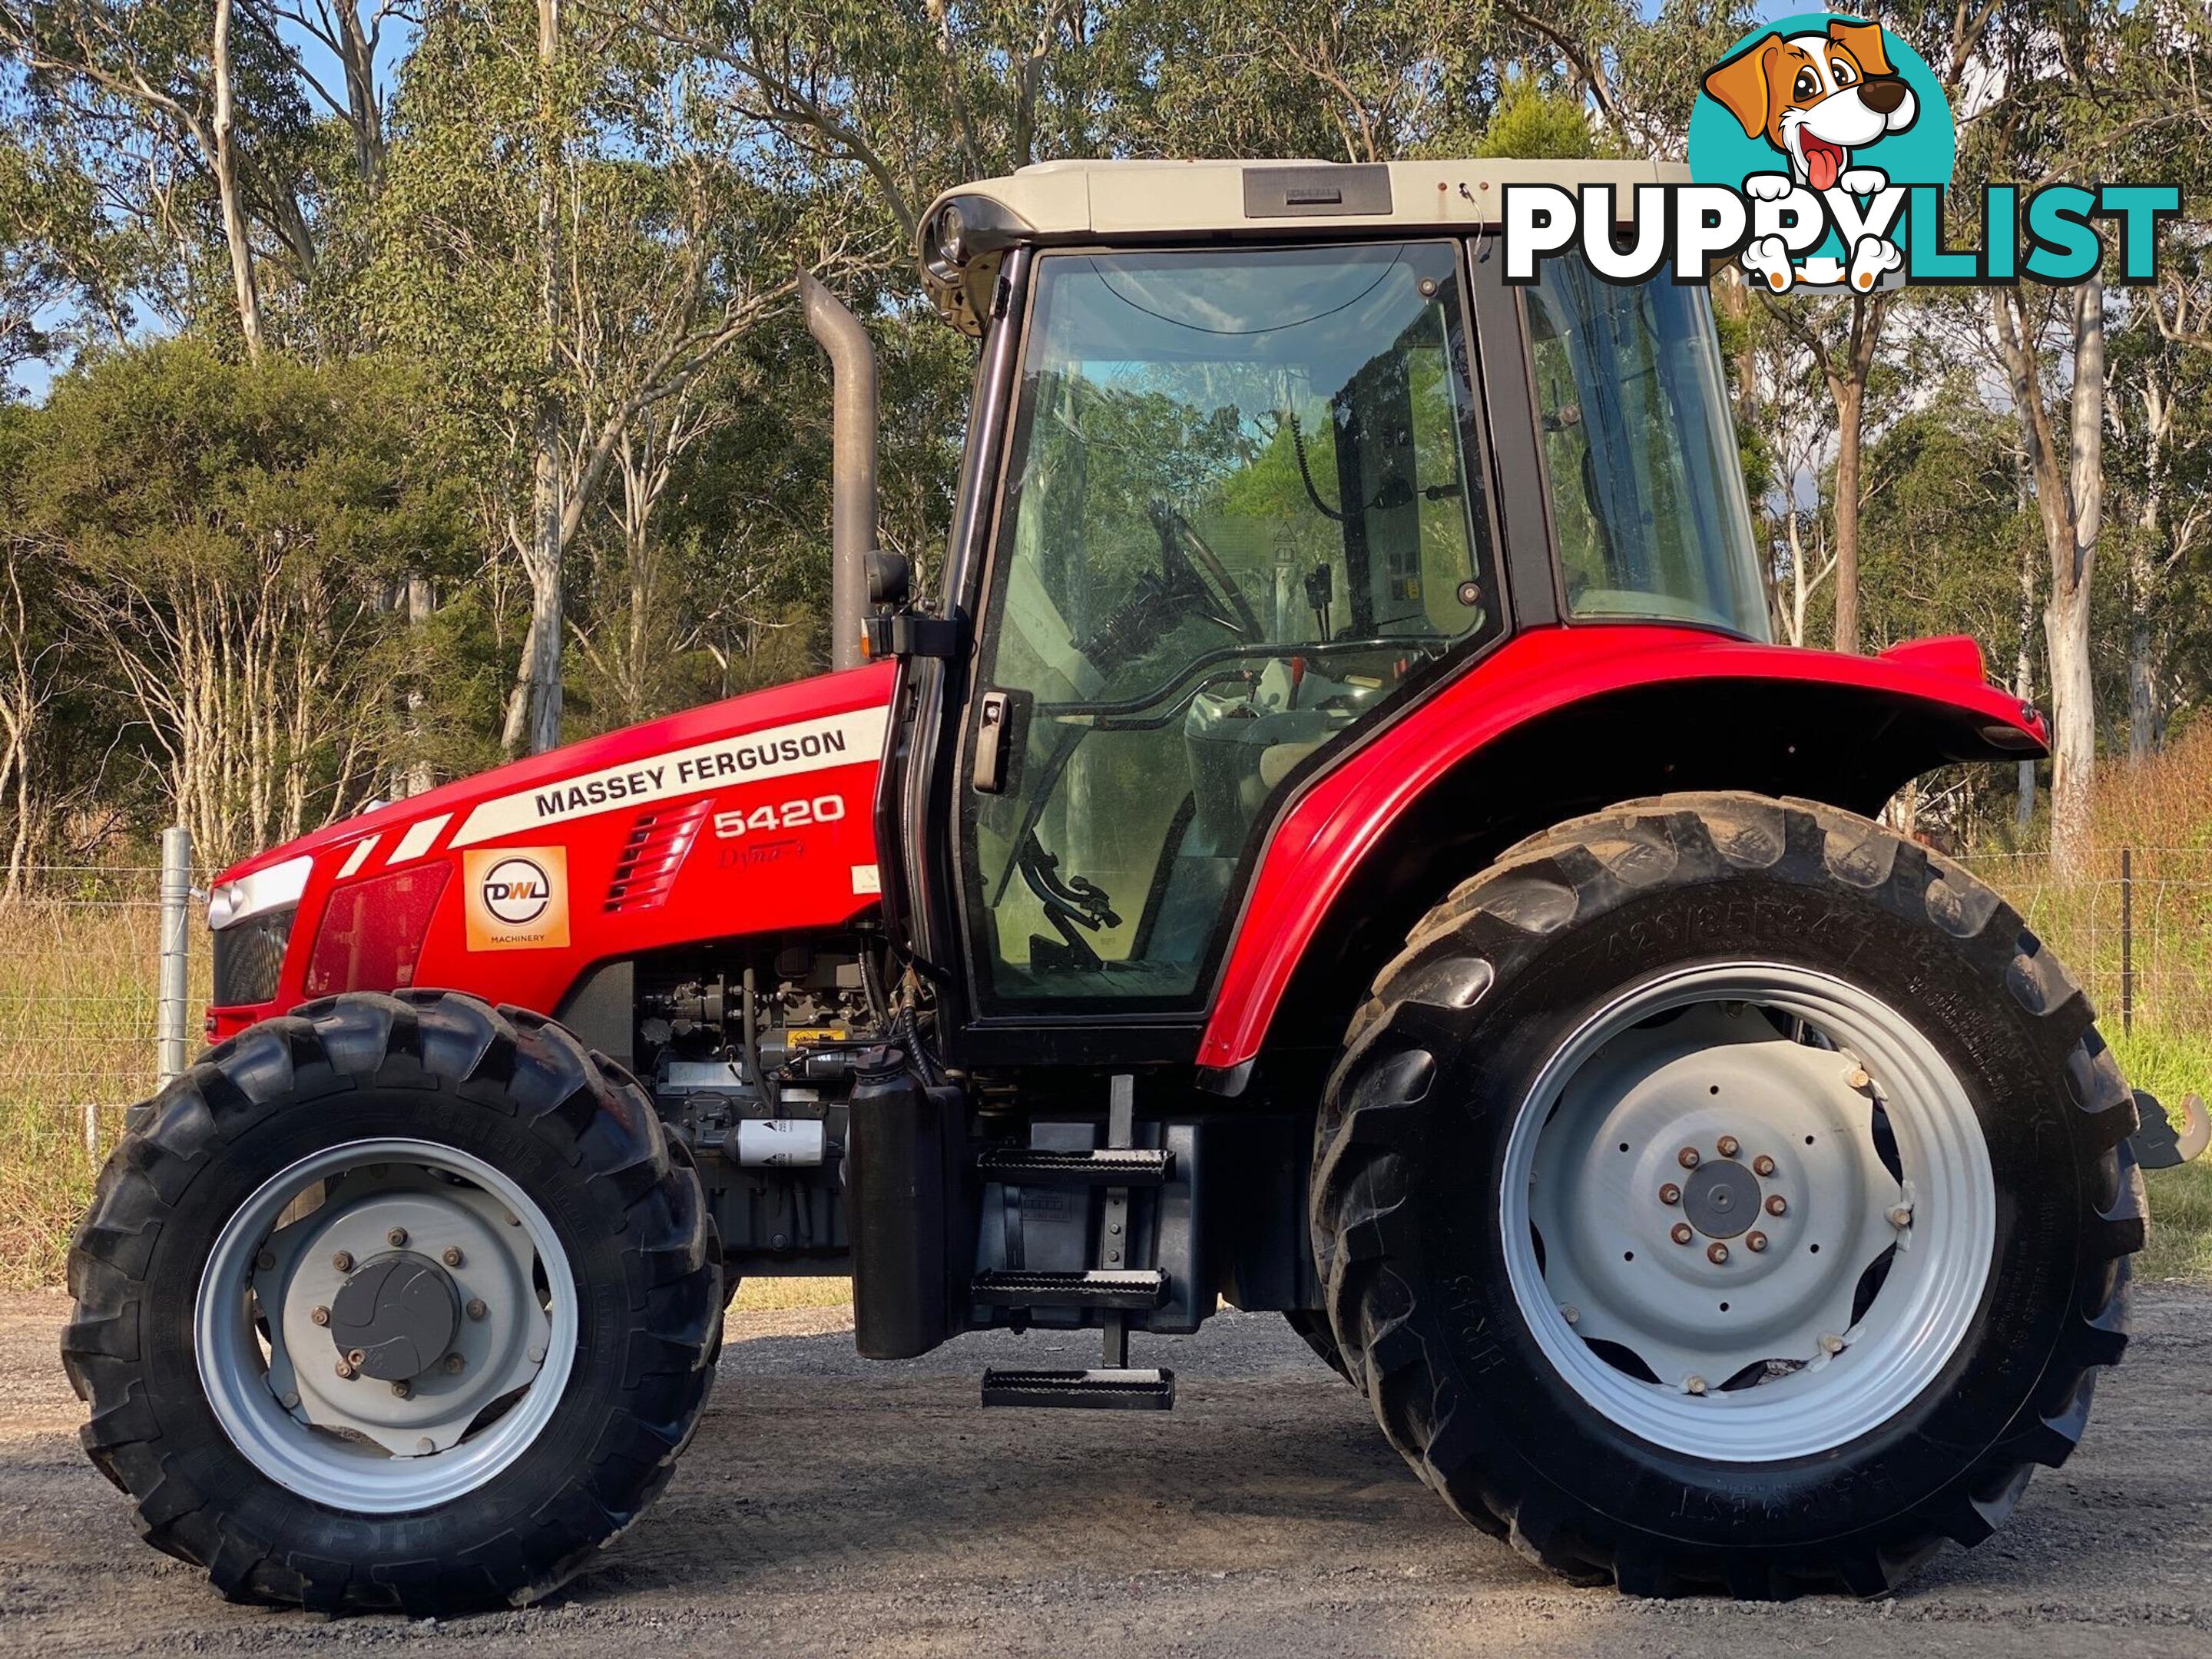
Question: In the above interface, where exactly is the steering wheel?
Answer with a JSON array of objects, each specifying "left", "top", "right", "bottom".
[{"left": 1147, "top": 502, "right": 1263, "bottom": 643}]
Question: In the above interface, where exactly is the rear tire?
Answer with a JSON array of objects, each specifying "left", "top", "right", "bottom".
[
  {"left": 1283, "top": 1310, "right": 1351, "bottom": 1379},
  {"left": 1312, "top": 794, "right": 2142, "bottom": 1598},
  {"left": 63, "top": 990, "right": 720, "bottom": 1614}
]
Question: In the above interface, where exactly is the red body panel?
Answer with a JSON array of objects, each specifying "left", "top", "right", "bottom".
[
  {"left": 209, "top": 663, "right": 896, "bottom": 1038},
  {"left": 1194, "top": 626, "right": 2045, "bottom": 1072}
]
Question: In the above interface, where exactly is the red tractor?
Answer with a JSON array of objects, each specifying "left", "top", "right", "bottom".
[{"left": 67, "top": 159, "right": 2166, "bottom": 1613}]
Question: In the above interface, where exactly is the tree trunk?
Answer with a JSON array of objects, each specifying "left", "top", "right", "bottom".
[
  {"left": 2015, "top": 530, "right": 2038, "bottom": 835},
  {"left": 509, "top": 0, "right": 565, "bottom": 756},
  {"left": 1992, "top": 283, "right": 2103, "bottom": 872},
  {"left": 334, "top": 0, "right": 386, "bottom": 195},
  {"left": 209, "top": 0, "right": 265, "bottom": 362},
  {"left": 1831, "top": 376, "right": 1863, "bottom": 653},
  {"left": 2045, "top": 279, "right": 2104, "bottom": 875},
  {"left": 402, "top": 573, "right": 435, "bottom": 796}
]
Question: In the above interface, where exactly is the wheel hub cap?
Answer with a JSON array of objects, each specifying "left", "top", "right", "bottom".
[
  {"left": 1681, "top": 1158, "right": 1759, "bottom": 1238},
  {"left": 329, "top": 1253, "right": 460, "bottom": 1381}
]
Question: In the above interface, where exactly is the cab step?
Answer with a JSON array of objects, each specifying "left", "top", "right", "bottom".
[
  {"left": 980, "top": 1366, "right": 1176, "bottom": 1410},
  {"left": 972, "top": 1268, "right": 1167, "bottom": 1310},
  {"left": 975, "top": 1144, "right": 1173, "bottom": 1186}
]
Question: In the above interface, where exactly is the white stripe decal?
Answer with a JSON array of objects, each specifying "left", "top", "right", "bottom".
[
  {"left": 336, "top": 835, "right": 379, "bottom": 879},
  {"left": 449, "top": 706, "right": 889, "bottom": 848},
  {"left": 388, "top": 813, "right": 451, "bottom": 865}
]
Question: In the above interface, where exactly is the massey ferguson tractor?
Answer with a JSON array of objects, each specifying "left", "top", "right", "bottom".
[{"left": 65, "top": 158, "right": 2182, "bottom": 1614}]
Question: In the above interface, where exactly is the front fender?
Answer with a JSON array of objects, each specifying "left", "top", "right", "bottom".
[{"left": 1198, "top": 625, "right": 2044, "bottom": 1079}]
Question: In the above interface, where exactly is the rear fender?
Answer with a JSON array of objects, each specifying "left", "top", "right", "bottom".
[{"left": 1197, "top": 627, "right": 2045, "bottom": 1082}]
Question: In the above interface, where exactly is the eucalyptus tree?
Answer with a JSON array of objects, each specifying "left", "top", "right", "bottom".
[{"left": 368, "top": 0, "right": 826, "bottom": 753}]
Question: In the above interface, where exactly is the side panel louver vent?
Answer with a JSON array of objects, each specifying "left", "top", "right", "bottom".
[{"left": 604, "top": 798, "right": 712, "bottom": 912}]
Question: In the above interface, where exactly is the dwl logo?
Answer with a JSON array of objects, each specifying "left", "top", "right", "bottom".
[{"left": 480, "top": 856, "right": 552, "bottom": 926}]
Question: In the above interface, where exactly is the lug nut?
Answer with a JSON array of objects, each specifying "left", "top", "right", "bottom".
[
  {"left": 442, "top": 1246, "right": 465, "bottom": 1267},
  {"left": 1747, "top": 1231, "right": 1769, "bottom": 1253},
  {"left": 1659, "top": 1183, "right": 1682, "bottom": 1205},
  {"left": 1671, "top": 1222, "right": 1694, "bottom": 1246},
  {"left": 1684, "top": 1375, "right": 1709, "bottom": 1396},
  {"left": 255, "top": 1248, "right": 276, "bottom": 1272},
  {"left": 1716, "top": 1134, "right": 1740, "bottom": 1159},
  {"left": 1560, "top": 1305, "right": 1580, "bottom": 1325},
  {"left": 331, "top": 1250, "right": 354, "bottom": 1273},
  {"left": 1765, "top": 1194, "right": 1788, "bottom": 1217},
  {"left": 465, "top": 1298, "right": 488, "bottom": 1321},
  {"left": 334, "top": 1359, "right": 357, "bottom": 1381},
  {"left": 279, "top": 1389, "right": 300, "bottom": 1409},
  {"left": 1753, "top": 1154, "right": 1777, "bottom": 1177},
  {"left": 387, "top": 1227, "right": 409, "bottom": 1248},
  {"left": 1707, "top": 1242, "right": 1730, "bottom": 1265},
  {"left": 444, "top": 1353, "right": 465, "bottom": 1374},
  {"left": 391, "top": 1379, "right": 412, "bottom": 1399},
  {"left": 1819, "top": 1333, "right": 1845, "bottom": 1355},
  {"left": 1677, "top": 1147, "right": 1701, "bottom": 1169},
  {"left": 417, "top": 1437, "right": 437, "bottom": 1455},
  {"left": 1846, "top": 1065, "right": 1871, "bottom": 1090},
  {"left": 310, "top": 1304, "right": 330, "bottom": 1326},
  {"left": 347, "top": 1349, "right": 366, "bottom": 1366},
  {"left": 1888, "top": 1205, "right": 1913, "bottom": 1228},
  {"left": 527, "top": 1343, "right": 547, "bottom": 1364}
]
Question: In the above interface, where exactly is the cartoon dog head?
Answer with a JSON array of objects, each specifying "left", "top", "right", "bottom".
[{"left": 1703, "top": 20, "right": 1917, "bottom": 193}]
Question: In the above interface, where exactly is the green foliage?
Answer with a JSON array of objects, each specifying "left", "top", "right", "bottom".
[{"left": 1472, "top": 83, "right": 1599, "bottom": 161}]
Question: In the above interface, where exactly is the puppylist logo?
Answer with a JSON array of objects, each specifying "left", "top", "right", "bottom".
[{"left": 1502, "top": 13, "right": 2180, "bottom": 293}]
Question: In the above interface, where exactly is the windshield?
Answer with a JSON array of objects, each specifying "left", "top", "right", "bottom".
[
  {"left": 1523, "top": 257, "right": 1770, "bottom": 641},
  {"left": 965, "top": 241, "right": 1500, "bottom": 1008}
]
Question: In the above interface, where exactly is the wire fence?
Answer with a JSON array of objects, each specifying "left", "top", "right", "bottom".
[
  {"left": 0, "top": 863, "right": 208, "bottom": 1159},
  {"left": 0, "top": 839, "right": 2207, "bottom": 1285},
  {"left": 1952, "top": 846, "right": 2212, "bottom": 1038},
  {"left": 0, "top": 841, "right": 2204, "bottom": 1148}
]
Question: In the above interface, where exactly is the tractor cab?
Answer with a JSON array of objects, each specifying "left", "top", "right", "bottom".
[{"left": 889, "top": 161, "right": 1768, "bottom": 1060}]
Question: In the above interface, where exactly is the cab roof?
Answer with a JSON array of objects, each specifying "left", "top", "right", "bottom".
[{"left": 916, "top": 157, "right": 1688, "bottom": 333}]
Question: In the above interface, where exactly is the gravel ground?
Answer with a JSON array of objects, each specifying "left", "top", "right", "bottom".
[{"left": 2, "top": 1286, "right": 2209, "bottom": 1657}]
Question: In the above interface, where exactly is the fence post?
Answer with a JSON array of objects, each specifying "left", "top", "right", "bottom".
[
  {"left": 2120, "top": 845, "right": 2134, "bottom": 1037},
  {"left": 157, "top": 825, "right": 193, "bottom": 1087}
]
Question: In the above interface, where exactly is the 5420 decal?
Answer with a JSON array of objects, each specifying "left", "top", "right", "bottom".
[{"left": 713, "top": 794, "right": 846, "bottom": 838}]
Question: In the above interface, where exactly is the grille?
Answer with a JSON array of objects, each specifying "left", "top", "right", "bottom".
[
  {"left": 212, "top": 907, "right": 293, "bottom": 1005},
  {"left": 605, "top": 799, "right": 712, "bottom": 912}
]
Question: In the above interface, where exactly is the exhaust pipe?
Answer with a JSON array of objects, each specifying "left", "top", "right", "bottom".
[{"left": 799, "top": 270, "right": 877, "bottom": 672}]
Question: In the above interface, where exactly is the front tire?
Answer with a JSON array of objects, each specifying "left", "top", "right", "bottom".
[
  {"left": 63, "top": 990, "right": 720, "bottom": 1615},
  {"left": 1313, "top": 794, "right": 2143, "bottom": 1598}
]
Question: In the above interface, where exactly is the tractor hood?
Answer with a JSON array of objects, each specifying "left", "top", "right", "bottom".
[
  {"left": 217, "top": 662, "right": 897, "bottom": 886},
  {"left": 206, "top": 661, "right": 898, "bottom": 1034}
]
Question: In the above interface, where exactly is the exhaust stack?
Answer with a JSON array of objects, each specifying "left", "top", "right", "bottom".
[{"left": 799, "top": 270, "right": 877, "bottom": 672}]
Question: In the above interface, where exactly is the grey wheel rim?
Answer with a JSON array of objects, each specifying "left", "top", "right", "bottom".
[
  {"left": 1499, "top": 963, "right": 1997, "bottom": 1463},
  {"left": 195, "top": 1137, "right": 579, "bottom": 1513}
]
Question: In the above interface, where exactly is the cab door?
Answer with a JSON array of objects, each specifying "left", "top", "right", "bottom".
[{"left": 954, "top": 239, "right": 1505, "bottom": 1035}]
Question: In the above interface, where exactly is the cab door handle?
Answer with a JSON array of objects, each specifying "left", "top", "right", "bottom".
[{"left": 972, "top": 690, "right": 1015, "bottom": 793}]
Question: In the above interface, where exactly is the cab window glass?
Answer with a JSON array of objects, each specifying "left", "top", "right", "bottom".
[
  {"left": 1524, "top": 257, "right": 1770, "bottom": 640},
  {"left": 967, "top": 242, "right": 1498, "bottom": 1008}
]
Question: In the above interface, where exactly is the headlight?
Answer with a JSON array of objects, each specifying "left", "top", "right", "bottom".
[
  {"left": 207, "top": 854, "right": 313, "bottom": 931},
  {"left": 923, "top": 201, "right": 969, "bottom": 281}
]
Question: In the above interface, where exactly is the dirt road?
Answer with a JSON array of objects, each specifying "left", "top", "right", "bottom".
[{"left": 2, "top": 1286, "right": 2208, "bottom": 1657}]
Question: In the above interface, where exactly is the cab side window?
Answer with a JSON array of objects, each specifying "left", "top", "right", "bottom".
[{"left": 965, "top": 242, "right": 1499, "bottom": 1010}]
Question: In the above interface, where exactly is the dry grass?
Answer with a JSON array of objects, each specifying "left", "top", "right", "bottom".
[
  {"left": 0, "top": 876, "right": 194, "bottom": 1289},
  {"left": 733, "top": 1276, "right": 852, "bottom": 1310}
]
